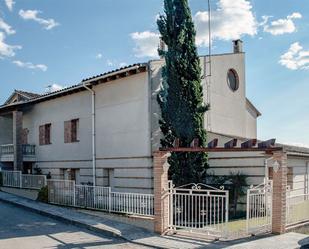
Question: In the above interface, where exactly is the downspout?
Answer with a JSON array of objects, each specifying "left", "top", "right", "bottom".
[{"left": 83, "top": 83, "right": 96, "bottom": 186}]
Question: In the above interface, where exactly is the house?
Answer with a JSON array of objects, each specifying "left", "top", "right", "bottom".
[{"left": 0, "top": 40, "right": 308, "bottom": 196}]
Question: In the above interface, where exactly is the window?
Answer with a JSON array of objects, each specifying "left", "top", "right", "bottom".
[
  {"left": 64, "top": 119, "right": 79, "bottom": 143},
  {"left": 227, "top": 69, "right": 239, "bottom": 91},
  {"left": 39, "top": 123, "right": 51, "bottom": 145}
]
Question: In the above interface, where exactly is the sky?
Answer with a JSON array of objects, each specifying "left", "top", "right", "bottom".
[{"left": 0, "top": 0, "right": 308, "bottom": 147}]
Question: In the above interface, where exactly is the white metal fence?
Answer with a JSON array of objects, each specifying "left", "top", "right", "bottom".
[
  {"left": 168, "top": 182, "right": 229, "bottom": 238},
  {"left": 47, "top": 179, "right": 154, "bottom": 216},
  {"left": 246, "top": 180, "right": 272, "bottom": 234},
  {"left": 1, "top": 171, "right": 21, "bottom": 188},
  {"left": 1, "top": 170, "right": 46, "bottom": 190},
  {"left": 286, "top": 191, "right": 309, "bottom": 227}
]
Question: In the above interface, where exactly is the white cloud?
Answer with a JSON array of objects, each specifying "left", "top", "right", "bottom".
[
  {"left": 130, "top": 31, "right": 160, "bottom": 57},
  {"left": 4, "top": 0, "right": 14, "bottom": 11},
  {"left": 119, "top": 62, "right": 127, "bottom": 67},
  {"left": 96, "top": 53, "right": 103, "bottom": 59},
  {"left": 0, "top": 32, "right": 21, "bottom": 57},
  {"left": 13, "top": 60, "right": 47, "bottom": 71},
  {"left": 282, "top": 142, "right": 309, "bottom": 148},
  {"left": 47, "top": 84, "right": 64, "bottom": 92},
  {"left": 194, "top": 0, "right": 257, "bottom": 46},
  {"left": 107, "top": 60, "right": 114, "bottom": 67},
  {"left": 263, "top": 12, "right": 302, "bottom": 35},
  {"left": 19, "top": 9, "right": 59, "bottom": 30},
  {"left": 279, "top": 42, "right": 309, "bottom": 70},
  {"left": 0, "top": 18, "right": 15, "bottom": 35}
]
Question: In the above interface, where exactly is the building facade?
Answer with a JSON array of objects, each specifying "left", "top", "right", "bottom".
[{"left": 0, "top": 41, "right": 308, "bottom": 196}]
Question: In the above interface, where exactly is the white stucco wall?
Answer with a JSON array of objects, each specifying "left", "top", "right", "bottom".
[
  {"left": 22, "top": 72, "right": 153, "bottom": 193},
  {"left": 94, "top": 72, "right": 153, "bottom": 193},
  {"left": 22, "top": 90, "right": 93, "bottom": 180},
  {"left": 150, "top": 52, "right": 259, "bottom": 150},
  {"left": 245, "top": 107, "right": 257, "bottom": 139},
  {"left": 201, "top": 53, "right": 257, "bottom": 139}
]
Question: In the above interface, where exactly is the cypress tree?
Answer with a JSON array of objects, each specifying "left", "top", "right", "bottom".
[{"left": 157, "top": 0, "right": 209, "bottom": 186}]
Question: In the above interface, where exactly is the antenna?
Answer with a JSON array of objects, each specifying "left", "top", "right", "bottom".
[
  {"left": 208, "top": 0, "right": 212, "bottom": 76},
  {"left": 45, "top": 85, "right": 52, "bottom": 93},
  {"left": 206, "top": 0, "right": 212, "bottom": 131}
]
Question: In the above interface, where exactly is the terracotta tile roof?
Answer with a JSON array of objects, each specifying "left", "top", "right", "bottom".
[
  {"left": 0, "top": 63, "right": 147, "bottom": 110},
  {"left": 15, "top": 90, "right": 41, "bottom": 99}
]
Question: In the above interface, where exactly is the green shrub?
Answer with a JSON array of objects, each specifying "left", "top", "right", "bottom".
[
  {"left": 37, "top": 186, "right": 48, "bottom": 203},
  {"left": 0, "top": 172, "right": 3, "bottom": 187}
]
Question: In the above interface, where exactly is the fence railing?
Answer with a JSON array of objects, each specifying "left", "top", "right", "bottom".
[
  {"left": 168, "top": 182, "right": 229, "bottom": 238},
  {"left": 47, "top": 180, "right": 154, "bottom": 216},
  {"left": 1, "top": 170, "right": 46, "bottom": 190},
  {"left": 22, "top": 144, "right": 36, "bottom": 156},
  {"left": 246, "top": 180, "right": 272, "bottom": 234},
  {"left": 0, "top": 144, "right": 36, "bottom": 156},
  {"left": 286, "top": 192, "right": 309, "bottom": 227},
  {"left": 22, "top": 174, "right": 46, "bottom": 189},
  {"left": 2, "top": 171, "right": 21, "bottom": 188},
  {"left": 0, "top": 144, "right": 14, "bottom": 155}
]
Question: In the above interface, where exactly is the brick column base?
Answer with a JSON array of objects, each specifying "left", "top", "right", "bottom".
[
  {"left": 271, "top": 151, "right": 288, "bottom": 234},
  {"left": 153, "top": 151, "right": 171, "bottom": 234}
]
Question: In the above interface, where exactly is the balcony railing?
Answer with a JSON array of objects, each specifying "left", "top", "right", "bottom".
[
  {"left": 22, "top": 144, "right": 36, "bottom": 156},
  {"left": 0, "top": 144, "right": 14, "bottom": 155},
  {"left": 0, "top": 144, "right": 36, "bottom": 156}
]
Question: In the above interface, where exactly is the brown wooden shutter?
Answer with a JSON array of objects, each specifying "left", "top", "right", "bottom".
[
  {"left": 39, "top": 125, "right": 45, "bottom": 145},
  {"left": 71, "top": 119, "right": 78, "bottom": 142},
  {"left": 64, "top": 121, "right": 71, "bottom": 143},
  {"left": 45, "top": 124, "right": 51, "bottom": 144}
]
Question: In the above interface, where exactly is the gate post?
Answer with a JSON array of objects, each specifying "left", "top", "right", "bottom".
[
  {"left": 153, "top": 151, "right": 170, "bottom": 234},
  {"left": 271, "top": 151, "right": 288, "bottom": 234}
]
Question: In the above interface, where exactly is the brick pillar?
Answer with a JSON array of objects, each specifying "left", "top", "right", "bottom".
[
  {"left": 272, "top": 151, "right": 288, "bottom": 234},
  {"left": 13, "top": 111, "right": 23, "bottom": 171},
  {"left": 153, "top": 151, "right": 171, "bottom": 234}
]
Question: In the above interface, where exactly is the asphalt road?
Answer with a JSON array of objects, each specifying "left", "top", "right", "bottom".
[{"left": 0, "top": 200, "right": 149, "bottom": 249}]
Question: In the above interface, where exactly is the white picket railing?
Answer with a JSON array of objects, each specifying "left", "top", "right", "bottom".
[
  {"left": 2, "top": 171, "right": 21, "bottom": 188},
  {"left": 286, "top": 192, "right": 309, "bottom": 227},
  {"left": 48, "top": 179, "right": 76, "bottom": 206},
  {"left": 1, "top": 170, "right": 46, "bottom": 190},
  {"left": 47, "top": 179, "right": 154, "bottom": 216},
  {"left": 246, "top": 180, "right": 272, "bottom": 234},
  {"left": 110, "top": 192, "right": 154, "bottom": 216},
  {"left": 22, "top": 174, "right": 46, "bottom": 189}
]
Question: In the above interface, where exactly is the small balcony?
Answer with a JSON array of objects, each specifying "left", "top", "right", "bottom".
[{"left": 0, "top": 144, "right": 36, "bottom": 162}]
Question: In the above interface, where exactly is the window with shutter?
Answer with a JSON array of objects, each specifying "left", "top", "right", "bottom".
[
  {"left": 64, "top": 119, "right": 79, "bottom": 143},
  {"left": 39, "top": 123, "right": 51, "bottom": 145}
]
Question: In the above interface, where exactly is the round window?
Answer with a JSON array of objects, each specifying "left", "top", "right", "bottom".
[{"left": 227, "top": 69, "right": 239, "bottom": 91}]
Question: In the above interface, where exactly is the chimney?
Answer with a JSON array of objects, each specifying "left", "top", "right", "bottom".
[{"left": 233, "top": 39, "right": 243, "bottom": 53}]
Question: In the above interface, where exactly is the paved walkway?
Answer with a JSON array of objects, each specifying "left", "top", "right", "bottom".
[{"left": 0, "top": 191, "right": 308, "bottom": 249}]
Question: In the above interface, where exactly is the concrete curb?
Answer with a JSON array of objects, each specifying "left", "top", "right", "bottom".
[{"left": 0, "top": 192, "right": 163, "bottom": 249}]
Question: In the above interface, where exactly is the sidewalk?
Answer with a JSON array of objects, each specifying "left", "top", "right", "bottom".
[{"left": 0, "top": 191, "right": 308, "bottom": 249}]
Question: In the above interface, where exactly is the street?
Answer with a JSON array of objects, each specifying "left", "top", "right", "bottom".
[{"left": 0, "top": 201, "right": 149, "bottom": 249}]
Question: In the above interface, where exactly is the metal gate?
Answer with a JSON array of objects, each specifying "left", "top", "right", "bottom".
[
  {"left": 246, "top": 180, "right": 273, "bottom": 234},
  {"left": 168, "top": 181, "right": 229, "bottom": 238}
]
